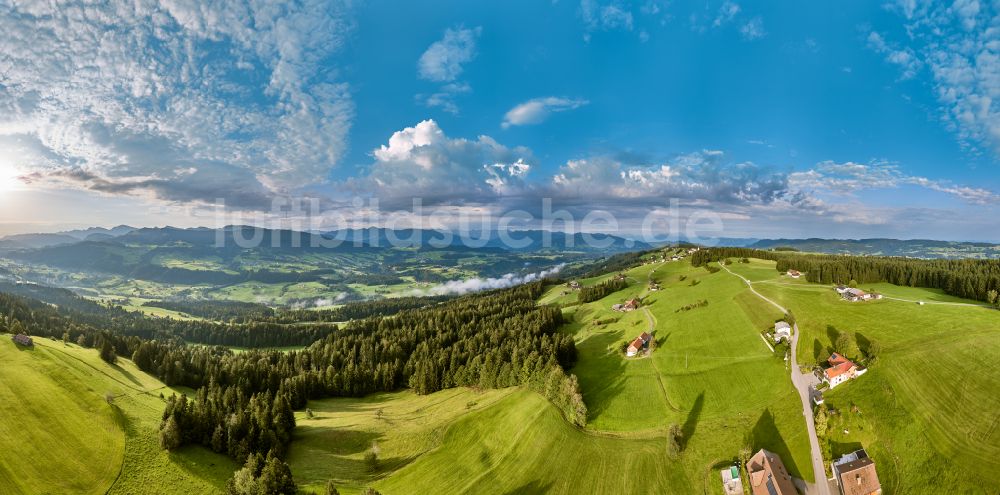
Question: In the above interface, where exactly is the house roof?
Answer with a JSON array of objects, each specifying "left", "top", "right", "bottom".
[
  {"left": 746, "top": 449, "right": 798, "bottom": 495},
  {"left": 639, "top": 332, "right": 651, "bottom": 342},
  {"left": 846, "top": 288, "right": 866, "bottom": 296},
  {"left": 628, "top": 337, "right": 644, "bottom": 351},
  {"left": 828, "top": 353, "right": 851, "bottom": 365},
  {"left": 774, "top": 321, "right": 791, "bottom": 331},
  {"left": 836, "top": 458, "right": 882, "bottom": 495},
  {"left": 825, "top": 361, "right": 857, "bottom": 379}
]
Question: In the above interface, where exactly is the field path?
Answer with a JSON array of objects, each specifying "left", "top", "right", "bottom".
[
  {"left": 641, "top": 262, "right": 677, "bottom": 412},
  {"left": 719, "top": 263, "right": 832, "bottom": 495}
]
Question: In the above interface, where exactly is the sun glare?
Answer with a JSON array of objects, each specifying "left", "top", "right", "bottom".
[{"left": 0, "top": 161, "right": 22, "bottom": 193}]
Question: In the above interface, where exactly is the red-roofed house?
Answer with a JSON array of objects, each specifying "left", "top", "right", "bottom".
[
  {"left": 626, "top": 337, "right": 645, "bottom": 357},
  {"left": 823, "top": 353, "right": 867, "bottom": 388},
  {"left": 624, "top": 298, "right": 641, "bottom": 311}
]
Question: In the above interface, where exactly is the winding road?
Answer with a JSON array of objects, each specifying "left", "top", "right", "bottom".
[{"left": 719, "top": 263, "right": 832, "bottom": 495}]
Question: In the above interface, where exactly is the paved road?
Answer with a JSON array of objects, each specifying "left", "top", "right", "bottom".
[{"left": 719, "top": 263, "right": 832, "bottom": 495}]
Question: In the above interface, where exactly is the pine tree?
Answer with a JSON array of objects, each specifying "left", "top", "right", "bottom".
[{"left": 159, "top": 414, "right": 182, "bottom": 451}]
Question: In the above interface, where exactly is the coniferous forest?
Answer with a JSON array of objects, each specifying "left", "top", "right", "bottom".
[
  {"left": 0, "top": 281, "right": 585, "bottom": 493},
  {"left": 692, "top": 248, "right": 1000, "bottom": 302}
]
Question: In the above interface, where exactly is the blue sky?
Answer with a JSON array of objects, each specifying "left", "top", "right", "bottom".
[{"left": 1, "top": 0, "right": 998, "bottom": 241}]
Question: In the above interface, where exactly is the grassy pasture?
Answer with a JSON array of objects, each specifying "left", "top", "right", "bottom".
[
  {"left": 556, "top": 260, "right": 814, "bottom": 482},
  {"left": 0, "top": 337, "right": 233, "bottom": 495},
  {"left": 733, "top": 259, "right": 1000, "bottom": 494}
]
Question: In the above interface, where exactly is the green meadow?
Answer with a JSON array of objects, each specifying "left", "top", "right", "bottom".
[
  {"left": 731, "top": 258, "right": 1000, "bottom": 494},
  {"left": 0, "top": 337, "right": 233, "bottom": 494}
]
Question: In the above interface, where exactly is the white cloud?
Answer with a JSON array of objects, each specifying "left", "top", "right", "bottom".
[
  {"left": 876, "top": 1, "right": 1000, "bottom": 155},
  {"left": 788, "top": 160, "right": 999, "bottom": 204},
  {"left": 416, "top": 27, "right": 481, "bottom": 114},
  {"left": 714, "top": 1, "right": 741, "bottom": 27},
  {"left": 0, "top": 0, "right": 355, "bottom": 208},
  {"left": 501, "top": 97, "right": 589, "bottom": 128},
  {"left": 356, "top": 120, "right": 534, "bottom": 205},
  {"left": 418, "top": 27, "right": 482, "bottom": 83},
  {"left": 740, "top": 16, "right": 766, "bottom": 40}
]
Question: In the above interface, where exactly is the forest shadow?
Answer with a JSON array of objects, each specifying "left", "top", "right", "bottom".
[
  {"left": 110, "top": 362, "right": 144, "bottom": 387},
  {"left": 574, "top": 330, "right": 627, "bottom": 423},
  {"left": 292, "top": 426, "right": 381, "bottom": 456},
  {"left": 750, "top": 408, "right": 802, "bottom": 479},
  {"left": 681, "top": 392, "right": 705, "bottom": 449}
]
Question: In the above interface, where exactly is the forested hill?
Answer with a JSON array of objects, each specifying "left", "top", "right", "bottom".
[
  {"left": 750, "top": 238, "right": 1000, "bottom": 259},
  {"left": 692, "top": 248, "right": 1000, "bottom": 304}
]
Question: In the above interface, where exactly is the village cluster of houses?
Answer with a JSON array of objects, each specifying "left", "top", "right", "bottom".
[
  {"left": 836, "top": 286, "right": 883, "bottom": 302},
  {"left": 612, "top": 298, "right": 641, "bottom": 313},
  {"left": 722, "top": 448, "right": 882, "bottom": 495},
  {"left": 822, "top": 352, "right": 867, "bottom": 389},
  {"left": 625, "top": 331, "right": 651, "bottom": 357},
  {"left": 11, "top": 333, "right": 33, "bottom": 347},
  {"left": 648, "top": 281, "right": 661, "bottom": 291}
]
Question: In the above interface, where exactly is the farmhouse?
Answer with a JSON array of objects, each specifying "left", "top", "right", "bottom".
[
  {"left": 836, "top": 285, "right": 849, "bottom": 294},
  {"left": 624, "top": 298, "right": 641, "bottom": 311},
  {"left": 746, "top": 449, "right": 797, "bottom": 495},
  {"left": 648, "top": 281, "right": 660, "bottom": 291},
  {"left": 568, "top": 280, "right": 581, "bottom": 290},
  {"left": 787, "top": 269, "right": 801, "bottom": 278},
  {"left": 823, "top": 353, "right": 867, "bottom": 388},
  {"left": 11, "top": 333, "right": 33, "bottom": 347},
  {"left": 773, "top": 321, "right": 791, "bottom": 342},
  {"left": 831, "top": 449, "right": 882, "bottom": 495},
  {"left": 614, "top": 273, "right": 627, "bottom": 282},
  {"left": 626, "top": 332, "right": 652, "bottom": 357}
]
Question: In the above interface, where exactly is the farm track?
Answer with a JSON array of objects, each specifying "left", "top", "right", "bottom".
[{"left": 719, "top": 263, "right": 832, "bottom": 495}]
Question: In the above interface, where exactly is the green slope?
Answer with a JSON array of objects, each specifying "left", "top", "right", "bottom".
[
  {"left": 0, "top": 337, "right": 234, "bottom": 494},
  {"left": 730, "top": 259, "right": 1000, "bottom": 493}
]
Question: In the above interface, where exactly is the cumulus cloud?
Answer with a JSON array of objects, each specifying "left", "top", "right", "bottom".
[
  {"left": 418, "top": 27, "right": 482, "bottom": 83},
  {"left": 351, "top": 120, "right": 533, "bottom": 206},
  {"left": 415, "top": 264, "right": 565, "bottom": 296},
  {"left": 548, "top": 151, "right": 793, "bottom": 205},
  {"left": 501, "top": 97, "right": 589, "bottom": 128},
  {"left": 875, "top": 1, "right": 1000, "bottom": 155},
  {"left": 0, "top": 0, "right": 355, "bottom": 209}
]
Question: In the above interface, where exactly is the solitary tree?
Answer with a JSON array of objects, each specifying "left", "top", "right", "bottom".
[
  {"left": 834, "top": 332, "right": 852, "bottom": 355},
  {"left": 325, "top": 481, "right": 341, "bottom": 495},
  {"left": 866, "top": 339, "right": 882, "bottom": 364},
  {"left": 666, "top": 423, "right": 683, "bottom": 457}
]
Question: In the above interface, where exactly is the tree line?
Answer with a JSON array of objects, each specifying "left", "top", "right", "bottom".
[
  {"left": 578, "top": 277, "right": 629, "bottom": 303},
  {"left": 692, "top": 248, "right": 1000, "bottom": 302}
]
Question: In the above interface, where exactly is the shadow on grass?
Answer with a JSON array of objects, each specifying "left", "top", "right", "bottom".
[
  {"left": 681, "top": 392, "right": 705, "bottom": 450},
  {"left": 812, "top": 338, "right": 825, "bottom": 365},
  {"left": 750, "top": 409, "right": 803, "bottom": 479},
  {"left": 110, "top": 363, "right": 144, "bottom": 387},
  {"left": 293, "top": 425, "right": 381, "bottom": 456},
  {"left": 573, "top": 330, "right": 627, "bottom": 423},
  {"left": 826, "top": 325, "right": 840, "bottom": 348},
  {"left": 830, "top": 440, "right": 864, "bottom": 459},
  {"left": 854, "top": 332, "right": 872, "bottom": 357}
]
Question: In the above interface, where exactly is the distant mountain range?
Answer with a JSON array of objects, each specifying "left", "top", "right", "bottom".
[
  {"left": 749, "top": 238, "right": 1000, "bottom": 259},
  {"left": 0, "top": 225, "right": 135, "bottom": 250}
]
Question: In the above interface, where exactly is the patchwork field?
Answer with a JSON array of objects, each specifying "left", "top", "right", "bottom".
[
  {"left": 0, "top": 337, "right": 234, "bottom": 494},
  {"left": 729, "top": 259, "right": 1000, "bottom": 494}
]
